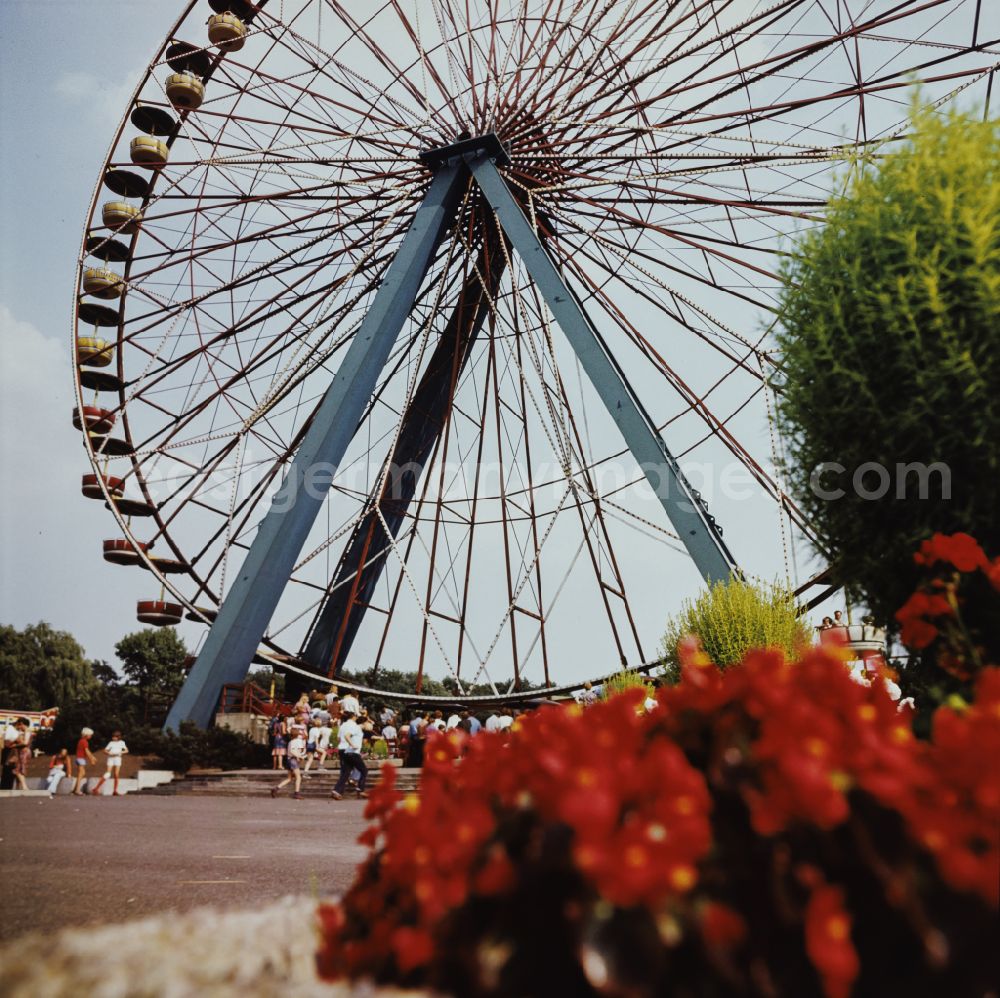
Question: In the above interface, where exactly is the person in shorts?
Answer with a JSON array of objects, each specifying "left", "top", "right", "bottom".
[
  {"left": 72, "top": 727, "right": 97, "bottom": 796},
  {"left": 305, "top": 719, "right": 332, "bottom": 772},
  {"left": 271, "top": 730, "right": 306, "bottom": 799},
  {"left": 91, "top": 731, "right": 129, "bottom": 796}
]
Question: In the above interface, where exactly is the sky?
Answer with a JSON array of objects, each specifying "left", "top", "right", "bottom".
[
  {"left": 3, "top": 0, "right": 981, "bottom": 680},
  {"left": 0, "top": 3, "right": 181, "bottom": 665}
]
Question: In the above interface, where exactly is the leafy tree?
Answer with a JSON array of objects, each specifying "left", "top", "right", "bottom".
[
  {"left": 114, "top": 627, "right": 188, "bottom": 701},
  {"left": 660, "top": 579, "right": 811, "bottom": 680},
  {"left": 247, "top": 666, "right": 285, "bottom": 699},
  {"left": 0, "top": 622, "right": 100, "bottom": 710},
  {"left": 775, "top": 104, "right": 1000, "bottom": 627},
  {"left": 339, "top": 667, "right": 450, "bottom": 699},
  {"left": 90, "top": 659, "right": 122, "bottom": 689}
]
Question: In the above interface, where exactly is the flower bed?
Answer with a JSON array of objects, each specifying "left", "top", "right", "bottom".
[{"left": 318, "top": 646, "right": 999, "bottom": 997}]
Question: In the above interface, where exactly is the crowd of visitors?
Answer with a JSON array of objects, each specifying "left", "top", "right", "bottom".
[
  {"left": 264, "top": 682, "right": 657, "bottom": 799},
  {"left": 2, "top": 719, "right": 127, "bottom": 797}
]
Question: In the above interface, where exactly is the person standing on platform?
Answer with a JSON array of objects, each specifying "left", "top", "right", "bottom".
[{"left": 330, "top": 712, "right": 367, "bottom": 800}]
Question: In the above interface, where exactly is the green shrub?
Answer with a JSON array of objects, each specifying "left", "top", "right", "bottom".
[
  {"left": 126, "top": 722, "right": 269, "bottom": 773},
  {"left": 600, "top": 668, "right": 648, "bottom": 701},
  {"left": 660, "top": 578, "right": 811, "bottom": 679},
  {"left": 775, "top": 103, "right": 1000, "bottom": 627}
]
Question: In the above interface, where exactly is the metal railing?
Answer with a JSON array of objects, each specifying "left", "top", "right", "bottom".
[{"left": 217, "top": 681, "right": 291, "bottom": 717}]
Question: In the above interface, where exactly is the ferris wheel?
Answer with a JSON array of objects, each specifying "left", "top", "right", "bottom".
[{"left": 73, "top": 0, "right": 994, "bottom": 725}]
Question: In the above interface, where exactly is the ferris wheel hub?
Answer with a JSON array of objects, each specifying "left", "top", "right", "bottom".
[{"left": 419, "top": 131, "right": 511, "bottom": 170}]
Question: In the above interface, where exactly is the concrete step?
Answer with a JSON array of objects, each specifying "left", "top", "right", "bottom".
[{"left": 137, "top": 766, "right": 422, "bottom": 798}]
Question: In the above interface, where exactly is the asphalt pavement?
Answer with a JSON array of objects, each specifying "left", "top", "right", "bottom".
[{"left": 0, "top": 795, "right": 370, "bottom": 940}]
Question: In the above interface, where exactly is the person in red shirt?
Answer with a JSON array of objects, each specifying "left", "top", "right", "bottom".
[{"left": 72, "top": 727, "right": 97, "bottom": 796}]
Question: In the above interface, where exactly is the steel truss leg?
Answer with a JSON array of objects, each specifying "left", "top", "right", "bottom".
[
  {"left": 165, "top": 164, "right": 466, "bottom": 730},
  {"left": 301, "top": 232, "right": 506, "bottom": 678},
  {"left": 468, "top": 153, "right": 738, "bottom": 583}
]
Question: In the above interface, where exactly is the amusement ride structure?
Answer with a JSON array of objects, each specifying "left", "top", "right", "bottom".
[{"left": 72, "top": 0, "right": 995, "bottom": 727}]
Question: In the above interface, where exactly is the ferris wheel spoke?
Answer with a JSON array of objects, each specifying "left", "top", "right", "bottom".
[
  {"left": 543, "top": 206, "right": 770, "bottom": 380},
  {"left": 121, "top": 196, "right": 418, "bottom": 406},
  {"left": 544, "top": 226, "right": 788, "bottom": 507},
  {"left": 254, "top": 2, "right": 434, "bottom": 141}
]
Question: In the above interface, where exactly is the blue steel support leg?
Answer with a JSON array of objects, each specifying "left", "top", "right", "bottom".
[
  {"left": 469, "top": 153, "right": 738, "bottom": 584},
  {"left": 165, "top": 163, "right": 466, "bottom": 730}
]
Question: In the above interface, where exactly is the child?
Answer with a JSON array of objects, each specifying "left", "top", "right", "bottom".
[
  {"left": 304, "top": 719, "right": 329, "bottom": 773},
  {"left": 271, "top": 726, "right": 287, "bottom": 770},
  {"left": 314, "top": 718, "right": 333, "bottom": 770},
  {"left": 47, "top": 749, "right": 73, "bottom": 796},
  {"left": 92, "top": 731, "right": 129, "bottom": 796},
  {"left": 303, "top": 720, "right": 319, "bottom": 772},
  {"left": 72, "top": 727, "right": 97, "bottom": 796},
  {"left": 271, "top": 729, "right": 306, "bottom": 799}
]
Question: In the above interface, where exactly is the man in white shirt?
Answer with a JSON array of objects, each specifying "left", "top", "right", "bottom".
[
  {"left": 446, "top": 712, "right": 462, "bottom": 730},
  {"left": 340, "top": 692, "right": 360, "bottom": 717},
  {"left": 330, "top": 712, "right": 368, "bottom": 800},
  {"left": 496, "top": 708, "right": 514, "bottom": 731},
  {"left": 484, "top": 712, "right": 501, "bottom": 733}
]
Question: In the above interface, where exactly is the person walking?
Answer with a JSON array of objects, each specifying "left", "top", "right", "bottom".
[
  {"left": 308, "top": 717, "right": 333, "bottom": 771},
  {"left": 330, "top": 712, "right": 367, "bottom": 800},
  {"left": 91, "top": 731, "right": 129, "bottom": 796},
  {"left": 271, "top": 728, "right": 306, "bottom": 799},
  {"left": 72, "top": 727, "right": 97, "bottom": 796}
]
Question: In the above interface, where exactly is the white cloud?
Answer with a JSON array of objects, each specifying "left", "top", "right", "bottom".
[{"left": 53, "top": 68, "right": 144, "bottom": 128}]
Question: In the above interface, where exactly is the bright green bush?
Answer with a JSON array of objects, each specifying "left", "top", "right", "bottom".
[
  {"left": 660, "top": 578, "right": 811, "bottom": 678},
  {"left": 600, "top": 667, "right": 647, "bottom": 701},
  {"left": 775, "top": 104, "right": 1000, "bottom": 626}
]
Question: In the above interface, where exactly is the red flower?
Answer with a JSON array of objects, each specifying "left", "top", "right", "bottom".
[
  {"left": 899, "top": 616, "right": 940, "bottom": 650},
  {"left": 986, "top": 557, "right": 1000, "bottom": 592},
  {"left": 895, "top": 590, "right": 954, "bottom": 649},
  {"left": 391, "top": 926, "right": 435, "bottom": 974},
  {"left": 914, "top": 532, "right": 988, "bottom": 573},
  {"left": 699, "top": 901, "right": 747, "bottom": 948},
  {"left": 805, "top": 884, "right": 859, "bottom": 998},
  {"left": 362, "top": 762, "right": 402, "bottom": 822}
]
